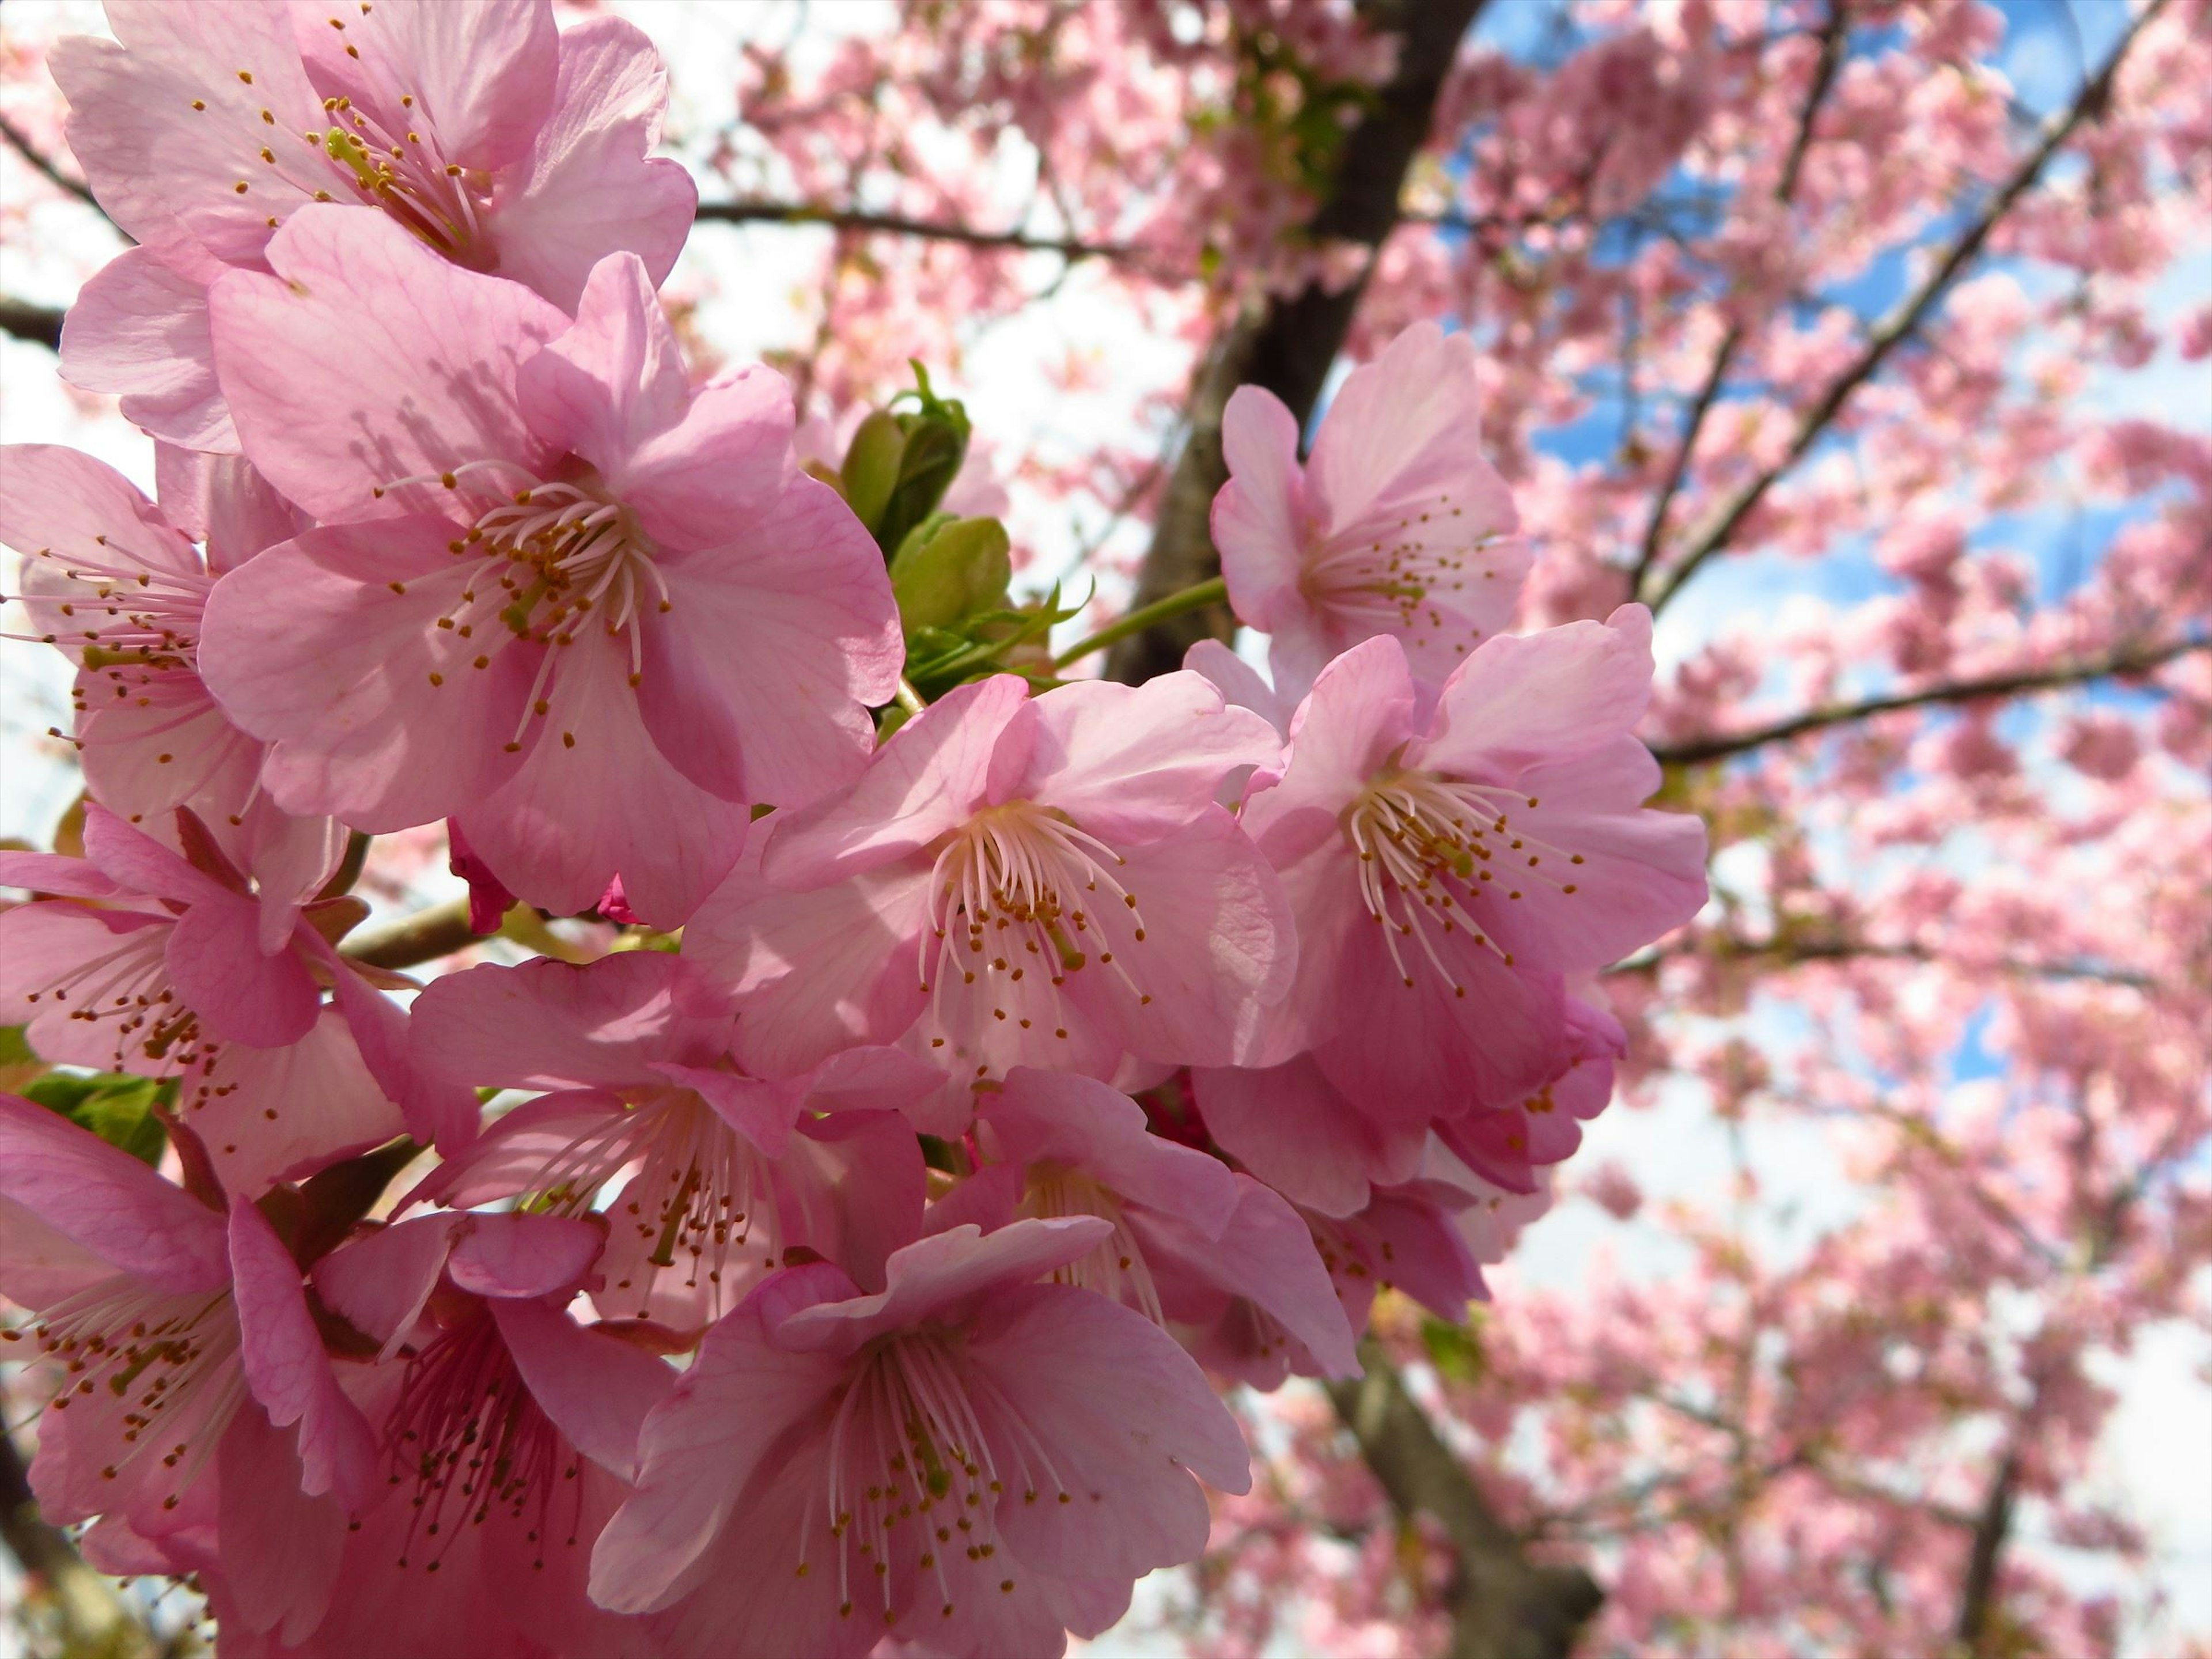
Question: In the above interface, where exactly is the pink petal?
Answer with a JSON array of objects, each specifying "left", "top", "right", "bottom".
[
  {"left": 58, "top": 250, "right": 233, "bottom": 451},
  {"left": 0, "top": 851, "right": 122, "bottom": 900},
  {"left": 457, "top": 627, "right": 752, "bottom": 925},
  {"left": 410, "top": 951, "right": 705, "bottom": 1093},
  {"left": 324, "top": 946, "right": 482, "bottom": 1152},
  {"left": 406, "top": 1091, "right": 625, "bottom": 1212},
  {"left": 636, "top": 476, "right": 902, "bottom": 806},
  {"left": 1410, "top": 604, "right": 1658, "bottom": 779},
  {"left": 0, "top": 441, "right": 200, "bottom": 611},
  {"left": 447, "top": 1210, "right": 606, "bottom": 1300},
  {"left": 81, "top": 802, "right": 228, "bottom": 904},
  {"left": 491, "top": 1296, "right": 673, "bottom": 1482},
  {"left": 50, "top": 7, "right": 323, "bottom": 272},
  {"left": 227, "top": 1198, "right": 377, "bottom": 1508},
  {"left": 0, "top": 1195, "right": 117, "bottom": 1309},
  {"left": 982, "top": 1069, "right": 1237, "bottom": 1230},
  {"left": 163, "top": 887, "right": 319, "bottom": 1049},
  {"left": 0, "top": 1092, "right": 228, "bottom": 1293},
  {"left": 1193, "top": 1054, "right": 1426, "bottom": 1218},
  {"left": 1213, "top": 383, "right": 1308, "bottom": 633},
  {"left": 652, "top": 1061, "right": 797, "bottom": 1157},
  {"left": 774, "top": 1113, "right": 929, "bottom": 1291},
  {"left": 974, "top": 1283, "right": 1251, "bottom": 1579},
  {"left": 1183, "top": 637, "right": 1293, "bottom": 740},
  {"left": 183, "top": 1006, "right": 404, "bottom": 1199},
  {"left": 197, "top": 520, "right": 535, "bottom": 828},
  {"left": 588, "top": 1297, "right": 848, "bottom": 1614},
  {"left": 311, "top": 1212, "right": 463, "bottom": 1350},
  {"left": 1307, "top": 322, "right": 1515, "bottom": 533},
  {"left": 294, "top": 0, "right": 558, "bottom": 172},
  {"left": 759, "top": 675, "right": 1027, "bottom": 888},
  {"left": 1241, "top": 635, "right": 1419, "bottom": 868},
  {"left": 211, "top": 1410, "right": 346, "bottom": 1646},
  {"left": 489, "top": 16, "right": 695, "bottom": 313},
  {"left": 208, "top": 207, "right": 566, "bottom": 522},
  {"left": 1005, "top": 671, "right": 1283, "bottom": 844}
]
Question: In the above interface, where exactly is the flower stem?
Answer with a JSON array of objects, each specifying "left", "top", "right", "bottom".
[
  {"left": 1051, "top": 577, "right": 1229, "bottom": 671},
  {"left": 894, "top": 677, "right": 929, "bottom": 716}
]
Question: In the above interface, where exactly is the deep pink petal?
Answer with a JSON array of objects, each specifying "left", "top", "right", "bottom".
[
  {"left": 1193, "top": 1054, "right": 1425, "bottom": 1218},
  {"left": 1137, "top": 1173, "right": 1358, "bottom": 1377},
  {"left": 409, "top": 951, "right": 705, "bottom": 1093},
  {"left": 227, "top": 1199, "right": 377, "bottom": 1508},
  {"left": 0, "top": 1093, "right": 228, "bottom": 1293},
  {"left": 324, "top": 947, "right": 482, "bottom": 1152},
  {"left": 311, "top": 1212, "right": 463, "bottom": 1350},
  {"left": 491, "top": 1296, "right": 673, "bottom": 1482},
  {"left": 1240, "top": 635, "right": 1418, "bottom": 868},
  {"left": 211, "top": 1409, "right": 346, "bottom": 1646},
  {"left": 163, "top": 887, "right": 319, "bottom": 1048},
  {"left": 448, "top": 1211, "right": 605, "bottom": 1300},
  {"left": 209, "top": 207, "right": 566, "bottom": 521},
  {"left": 773, "top": 1112, "right": 929, "bottom": 1292},
  {"left": 981, "top": 1070, "right": 1237, "bottom": 1230}
]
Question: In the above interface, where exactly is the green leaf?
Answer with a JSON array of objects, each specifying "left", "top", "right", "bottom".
[
  {"left": 1420, "top": 1315, "right": 1487, "bottom": 1385},
  {"left": 24, "top": 1069, "right": 172, "bottom": 1166}
]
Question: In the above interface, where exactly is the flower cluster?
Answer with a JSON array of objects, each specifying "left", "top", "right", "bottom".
[{"left": 0, "top": 5, "right": 1705, "bottom": 1655}]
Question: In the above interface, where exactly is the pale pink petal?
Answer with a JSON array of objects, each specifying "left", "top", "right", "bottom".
[
  {"left": 1006, "top": 671, "right": 1282, "bottom": 844},
  {"left": 1473, "top": 793, "right": 1709, "bottom": 972},
  {"left": 294, "top": 0, "right": 557, "bottom": 172},
  {"left": 163, "top": 887, "right": 319, "bottom": 1048},
  {"left": 636, "top": 476, "right": 902, "bottom": 806},
  {"left": 0, "top": 904, "right": 173, "bottom": 1071},
  {"left": 759, "top": 675, "right": 1027, "bottom": 887},
  {"left": 197, "top": 520, "right": 535, "bottom": 827},
  {"left": 81, "top": 802, "right": 228, "bottom": 904},
  {"left": 174, "top": 449, "right": 308, "bottom": 573},
  {"left": 1183, "top": 637, "right": 1293, "bottom": 739},
  {"left": 771, "top": 1112, "right": 928, "bottom": 1291},
  {"left": 0, "top": 441, "right": 198, "bottom": 605},
  {"left": 491, "top": 1296, "right": 673, "bottom": 1482},
  {"left": 489, "top": 16, "right": 696, "bottom": 312},
  {"left": 0, "top": 851, "right": 122, "bottom": 900},
  {"left": 1192, "top": 1054, "right": 1425, "bottom": 1218},
  {"left": 310, "top": 1212, "right": 462, "bottom": 1350},
  {"left": 323, "top": 948, "right": 482, "bottom": 1152},
  {"left": 0, "top": 1196, "right": 116, "bottom": 1309},
  {"left": 0, "top": 1092, "right": 229, "bottom": 1293},
  {"left": 226, "top": 1198, "right": 377, "bottom": 1508},
  {"left": 975, "top": 1283, "right": 1251, "bottom": 1578},
  {"left": 457, "top": 626, "right": 752, "bottom": 925},
  {"left": 50, "top": 6, "right": 324, "bottom": 272},
  {"left": 447, "top": 1210, "right": 605, "bottom": 1300},
  {"left": 1212, "top": 384, "right": 1308, "bottom": 633},
  {"left": 58, "top": 249, "right": 233, "bottom": 451},
  {"left": 1307, "top": 323, "right": 1512, "bottom": 530},
  {"left": 651, "top": 1062, "right": 797, "bottom": 1157},
  {"left": 982, "top": 1069, "right": 1237, "bottom": 1228},
  {"left": 208, "top": 207, "right": 566, "bottom": 521},
  {"left": 407, "top": 1091, "right": 624, "bottom": 1212},
  {"left": 1409, "top": 604, "right": 1658, "bottom": 779}
]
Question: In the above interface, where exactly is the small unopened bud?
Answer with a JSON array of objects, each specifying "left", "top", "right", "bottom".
[
  {"left": 889, "top": 516, "right": 1013, "bottom": 634},
  {"left": 839, "top": 411, "right": 907, "bottom": 533}
]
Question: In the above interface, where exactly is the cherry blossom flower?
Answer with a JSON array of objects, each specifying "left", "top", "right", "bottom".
[
  {"left": 1225, "top": 619, "right": 1705, "bottom": 1145},
  {"left": 269, "top": 1209, "right": 669, "bottom": 1657},
  {"left": 196, "top": 209, "right": 902, "bottom": 925},
  {"left": 684, "top": 671, "right": 1292, "bottom": 1130},
  {"left": 1213, "top": 319, "right": 1532, "bottom": 698},
  {"left": 942, "top": 1067, "right": 1357, "bottom": 1376},
  {"left": 52, "top": 0, "right": 694, "bottom": 449},
  {"left": 0, "top": 804, "right": 463, "bottom": 1177},
  {"left": 0, "top": 1096, "right": 376, "bottom": 1646},
  {"left": 0, "top": 443, "right": 344, "bottom": 929},
  {"left": 590, "top": 1219, "right": 1252, "bottom": 1658},
  {"left": 407, "top": 950, "right": 936, "bottom": 1331}
]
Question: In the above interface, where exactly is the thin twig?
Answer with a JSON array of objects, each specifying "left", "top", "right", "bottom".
[
  {"left": 1650, "top": 635, "right": 2209, "bottom": 767},
  {"left": 1615, "top": 933, "right": 2161, "bottom": 993},
  {"left": 1641, "top": 0, "right": 2173, "bottom": 612},
  {"left": 692, "top": 199, "right": 1134, "bottom": 262},
  {"left": 0, "top": 108, "right": 100, "bottom": 211},
  {"left": 0, "top": 296, "right": 63, "bottom": 350},
  {"left": 339, "top": 895, "right": 476, "bottom": 971}
]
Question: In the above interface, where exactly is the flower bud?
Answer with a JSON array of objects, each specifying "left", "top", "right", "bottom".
[
  {"left": 889, "top": 515, "right": 1013, "bottom": 634},
  {"left": 839, "top": 410, "right": 907, "bottom": 533}
]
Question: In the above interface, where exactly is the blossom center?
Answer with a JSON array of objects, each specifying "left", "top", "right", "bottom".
[
  {"left": 806, "top": 1331, "right": 1076, "bottom": 1628},
  {"left": 5, "top": 1277, "right": 244, "bottom": 1510},
  {"left": 1300, "top": 488, "right": 1505, "bottom": 652},
  {"left": 1344, "top": 769, "right": 1584, "bottom": 990},
  {"left": 1018, "top": 1164, "right": 1162, "bottom": 1323},
  {"left": 919, "top": 802, "right": 1153, "bottom": 1039},
  {"left": 313, "top": 88, "right": 493, "bottom": 268}
]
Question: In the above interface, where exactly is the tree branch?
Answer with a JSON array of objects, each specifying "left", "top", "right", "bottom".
[
  {"left": 1640, "top": 0, "right": 2172, "bottom": 613},
  {"left": 692, "top": 199, "right": 1134, "bottom": 262},
  {"left": 1616, "top": 933, "right": 2160, "bottom": 993},
  {"left": 1329, "top": 1342, "right": 1604, "bottom": 1659},
  {"left": 1954, "top": 1444, "right": 2024, "bottom": 1655},
  {"left": 0, "top": 296, "right": 64, "bottom": 350},
  {"left": 1625, "top": 1, "right": 1847, "bottom": 596},
  {"left": 339, "top": 895, "right": 477, "bottom": 971},
  {"left": 1650, "top": 635, "right": 2209, "bottom": 767},
  {"left": 1104, "top": 0, "right": 1490, "bottom": 683},
  {"left": 0, "top": 108, "right": 100, "bottom": 211}
]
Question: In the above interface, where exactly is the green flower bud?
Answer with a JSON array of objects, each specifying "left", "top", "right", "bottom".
[
  {"left": 889, "top": 516, "right": 1013, "bottom": 634},
  {"left": 839, "top": 410, "right": 907, "bottom": 535}
]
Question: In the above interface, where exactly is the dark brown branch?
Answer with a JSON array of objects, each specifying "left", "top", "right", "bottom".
[
  {"left": 1641, "top": 0, "right": 2172, "bottom": 613},
  {"left": 0, "top": 108, "right": 99, "bottom": 211},
  {"left": 0, "top": 296, "right": 64, "bottom": 350},
  {"left": 1650, "top": 635, "right": 2210, "bottom": 767},
  {"left": 1616, "top": 933, "right": 2160, "bottom": 993},
  {"left": 1954, "top": 1445, "right": 2024, "bottom": 1655},
  {"left": 1626, "top": 1, "right": 1847, "bottom": 596},
  {"left": 1104, "top": 0, "right": 1490, "bottom": 683},
  {"left": 692, "top": 199, "right": 1133, "bottom": 262},
  {"left": 1330, "top": 1342, "right": 1604, "bottom": 1659},
  {"left": 339, "top": 895, "right": 476, "bottom": 971}
]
